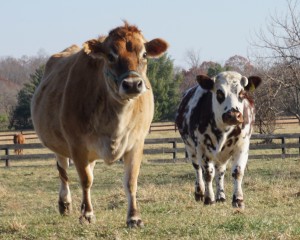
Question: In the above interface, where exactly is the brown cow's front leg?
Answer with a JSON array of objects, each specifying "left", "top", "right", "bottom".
[
  {"left": 123, "top": 144, "right": 144, "bottom": 228},
  {"left": 72, "top": 152, "right": 96, "bottom": 224},
  {"left": 56, "top": 154, "right": 72, "bottom": 215}
]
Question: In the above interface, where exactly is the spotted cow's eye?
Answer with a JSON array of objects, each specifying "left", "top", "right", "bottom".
[
  {"left": 142, "top": 52, "right": 147, "bottom": 59},
  {"left": 239, "top": 91, "right": 246, "bottom": 100},
  {"left": 216, "top": 90, "right": 225, "bottom": 104}
]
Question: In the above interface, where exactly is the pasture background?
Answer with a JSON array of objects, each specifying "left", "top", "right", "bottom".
[{"left": 1, "top": 123, "right": 300, "bottom": 239}]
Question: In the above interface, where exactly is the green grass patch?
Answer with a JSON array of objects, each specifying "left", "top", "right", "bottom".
[{"left": 0, "top": 158, "right": 300, "bottom": 239}]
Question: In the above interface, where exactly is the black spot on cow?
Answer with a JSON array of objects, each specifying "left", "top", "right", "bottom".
[
  {"left": 227, "top": 139, "right": 233, "bottom": 147},
  {"left": 210, "top": 118, "right": 222, "bottom": 142},
  {"left": 192, "top": 162, "right": 200, "bottom": 170},
  {"left": 190, "top": 92, "right": 213, "bottom": 136},
  {"left": 228, "top": 126, "right": 241, "bottom": 138},
  {"left": 232, "top": 166, "right": 241, "bottom": 179},
  {"left": 175, "top": 86, "right": 197, "bottom": 135},
  {"left": 204, "top": 134, "right": 216, "bottom": 151}
]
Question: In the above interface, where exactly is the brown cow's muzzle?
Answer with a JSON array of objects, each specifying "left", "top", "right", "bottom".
[
  {"left": 106, "top": 70, "right": 147, "bottom": 98},
  {"left": 222, "top": 109, "right": 244, "bottom": 125},
  {"left": 122, "top": 78, "right": 144, "bottom": 95}
]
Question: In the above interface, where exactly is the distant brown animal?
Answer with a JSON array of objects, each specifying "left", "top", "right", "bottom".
[
  {"left": 31, "top": 21, "right": 168, "bottom": 227},
  {"left": 13, "top": 132, "right": 25, "bottom": 155}
]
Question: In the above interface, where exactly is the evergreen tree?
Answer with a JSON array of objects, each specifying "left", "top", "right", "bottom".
[
  {"left": 9, "top": 65, "right": 44, "bottom": 129},
  {"left": 147, "top": 54, "right": 183, "bottom": 121},
  {"left": 207, "top": 63, "right": 230, "bottom": 77}
]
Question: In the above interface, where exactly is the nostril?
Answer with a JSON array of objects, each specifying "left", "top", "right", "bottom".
[
  {"left": 122, "top": 81, "right": 132, "bottom": 90},
  {"left": 137, "top": 80, "right": 143, "bottom": 89},
  {"left": 236, "top": 112, "right": 244, "bottom": 122}
]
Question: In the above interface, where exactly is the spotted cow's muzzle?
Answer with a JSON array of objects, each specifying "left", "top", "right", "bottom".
[{"left": 222, "top": 109, "right": 244, "bottom": 125}]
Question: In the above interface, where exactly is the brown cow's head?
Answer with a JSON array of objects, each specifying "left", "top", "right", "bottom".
[{"left": 83, "top": 22, "right": 168, "bottom": 100}]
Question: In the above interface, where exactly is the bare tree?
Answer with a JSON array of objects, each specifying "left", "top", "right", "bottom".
[
  {"left": 251, "top": 0, "right": 300, "bottom": 122},
  {"left": 184, "top": 49, "right": 201, "bottom": 69}
]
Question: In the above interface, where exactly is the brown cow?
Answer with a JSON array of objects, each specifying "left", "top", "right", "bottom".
[
  {"left": 13, "top": 132, "right": 25, "bottom": 155},
  {"left": 31, "top": 22, "right": 168, "bottom": 227}
]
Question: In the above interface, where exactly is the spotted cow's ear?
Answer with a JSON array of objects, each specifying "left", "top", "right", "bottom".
[
  {"left": 245, "top": 76, "right": 262, "bottom": 92},
  {"left": 145, "top": 38, "right": 169, "bottom": 58},
  {"left": 196, "top": 75, "right": 214, "bottom": 90},
  {"left": 83, "top": 39, "right": 105, "bottom": 59}
]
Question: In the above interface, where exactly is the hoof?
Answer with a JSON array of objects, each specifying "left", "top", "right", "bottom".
[
  {"left": 216, "top": 197, "right": 226, "bottom": 203},
  {"left": 79, "top": 214, "right": 96, "bottom": 224},
  {"left": 127, "top": 219, "right": 144, "bottom": 228},
  {"left": 204, "top": 197, "right": 215, "bottom": 205},
  {"left": 232, "top": 199, "right": 245, "bottom": 209},
  {"left": 194, "top": 192, "right": 204, "bottom": 202},
  {"left": 58, "top": 201, "right": 72, "bottom": 215}
]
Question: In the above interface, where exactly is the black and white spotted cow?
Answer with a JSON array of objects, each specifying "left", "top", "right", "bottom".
[{"left": 175, "top": 71, "right": 261, "bottom": 209}]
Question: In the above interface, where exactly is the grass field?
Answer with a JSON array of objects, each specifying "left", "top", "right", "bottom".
[{"left": 1, "top": 157, "right": 300, "bottom": 239}]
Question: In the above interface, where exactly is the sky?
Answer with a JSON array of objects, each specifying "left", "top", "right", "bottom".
[{"left": 0, "top": 0, "right": 290, "bottom": 69}]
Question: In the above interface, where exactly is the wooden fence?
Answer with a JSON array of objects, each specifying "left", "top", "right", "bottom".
[
  {"left": 1, "top": 133, "right": 300, "bottom": 167},
  {"left": 148, "top": 117, "right": 299, "bottom": 133}
]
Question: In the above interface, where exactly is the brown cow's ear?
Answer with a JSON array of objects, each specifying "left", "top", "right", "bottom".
[
  {"left": 196, "top": 75, "right": 214, "bottom": 90},
  {"left": 83, "top": 39, "right": 104, "bottom": 59},
  {"left": 245, "top": 76, "right": 262, "bottom": 92},
  {"left": 145, "top": 38, "right": 169, "bottom": 58}
]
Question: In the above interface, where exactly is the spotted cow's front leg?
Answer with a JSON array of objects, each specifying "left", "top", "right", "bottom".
[
  {"left": 123, "top": 143, "right": 144, "bottom": 228},
  {"left": 231, "top": 149, "right": 248, "bottom": 209},
  {"left": 215, "top": 163, "right": 228, "bottom": 203},
  {"left": 201, "top": 156, "right": 215, "bottom": 205},
  {"left": 187, "top": 145, "right": 205, "bottom": 202},
  {"left": 192, "top": 161, "right": 205, "bottom": 202}
]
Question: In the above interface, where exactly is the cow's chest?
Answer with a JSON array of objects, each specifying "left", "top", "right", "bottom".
[{"left": 195, "top": 126, "right": 243, "bottom": 163}]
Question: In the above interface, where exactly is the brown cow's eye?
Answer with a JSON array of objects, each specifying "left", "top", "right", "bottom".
[
  {"left": 107, "top": 53, "right": 115, "bottom": 63},
  {"left": 216, "top": 90, "right": 225, "bottom": 104},
  {"left": 142, "top": 52, "right": 147, "bottom": 59}
]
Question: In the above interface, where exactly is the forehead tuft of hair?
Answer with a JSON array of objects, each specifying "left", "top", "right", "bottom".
[{"left": 108, "top": 21, "right": 141, "bottom": 40}]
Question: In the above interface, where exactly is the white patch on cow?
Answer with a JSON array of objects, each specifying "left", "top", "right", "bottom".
[{"left": 184, "top": 86, "right": 205, "bottom": 123}]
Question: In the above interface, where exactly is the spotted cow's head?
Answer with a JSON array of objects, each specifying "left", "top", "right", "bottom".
[
  {"left": 82, "top": 21, "right": 168, "bottom": 100},
  {"left": 196, "top": 71, "right": 261, "bottom": 127}
]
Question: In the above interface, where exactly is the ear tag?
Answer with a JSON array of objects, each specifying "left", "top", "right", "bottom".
[{"left": 249, "top": 83, "right": 255, "bottom": 92}]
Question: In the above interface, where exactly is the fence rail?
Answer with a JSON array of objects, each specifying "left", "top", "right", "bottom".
[
  {"left": 1, "top": 133, "right": 300, "bottom": 166},
  {"left": 148, "top": 117, "right": 300, "bottom": 133}
]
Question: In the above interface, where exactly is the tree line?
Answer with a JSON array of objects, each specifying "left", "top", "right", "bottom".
[{"left": 1, "top": 0, "right": 300, "bottom": 134}]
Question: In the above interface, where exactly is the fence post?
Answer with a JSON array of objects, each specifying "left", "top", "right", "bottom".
[
  {"left": 5, "top": 148, "right": 10, "bottom": 167},
  {"left": 281, "top": 137, "right": 286, "bottom": 159},
  {"left": 172, "top": 140, "right": 177, "bottom": 163},
  {"left": 299, "top": 137, "right": 300, "bottom": 156}
]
